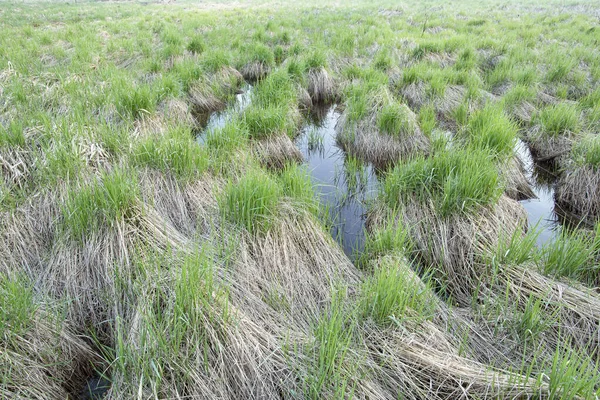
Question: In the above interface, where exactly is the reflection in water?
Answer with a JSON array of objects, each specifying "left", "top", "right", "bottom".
[
  {"left": 297, "top": 106, "right": 379, "bottom": 260},
  {"left": 516, "top": 140, "right": 561, "bottom": 246},
  {"left": 196, "top": 85, "right": 253, "bottom": 143}
]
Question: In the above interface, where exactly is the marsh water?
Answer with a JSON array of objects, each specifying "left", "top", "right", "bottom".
[
  {"left": 516, "top": 140, "right": 561, "bottom": 246},
  {"left": 196, "top": 84, "right": 253, "bottom": 141},
  {"left": 297, "top": 106, "right": 379, "bottom": 260}
]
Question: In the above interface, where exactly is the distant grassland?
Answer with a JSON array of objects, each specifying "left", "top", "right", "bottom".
[{"left": 2, "top": 0, "right": 600, "bottom": 399}]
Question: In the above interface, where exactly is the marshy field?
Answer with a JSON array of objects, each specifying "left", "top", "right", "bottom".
[{"left": 2, "top": 0, "right": 600, "bottom": 398}]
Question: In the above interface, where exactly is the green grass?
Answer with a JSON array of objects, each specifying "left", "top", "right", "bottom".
[
  {"left": 360, "top": 260, "right": 435, "bottom": 325},
  {"left": 0, "top": 275, "right": 35, "bottom": 339},
  {"left": 383, "top": 149, "right": 502, "bottom": 217},
  {"left": 220, "top": 169, "right": 281, "bottom": 233},
  {"left": 4, "top": 0, "right": 600, "bottom": 397},
  {"left": 279, "top": 163, "right": 318, "bottom": 214},
  {"left": 541, "top": 227, "right": 600, "bottom": 286},
  {"left": 187, "top": 35, "right": 205, "bottom": 54},
  {"left": 570, "top": 135, "right": 600, "bottom": 169},
  {"left": 464, "top": 104, "right": 517, "bottom": 160},
  {"left": 61, "top": 168, "right": 139, "bottom": 241},
  {"left": 377, "top": 101, "right": 419, "bottom": 137},
  {"left": 539, "top": 103, "right": 581, "bottom": 136},
  {"left": 133, "top": 127, "right": 209, "bottom": 180},
  {"left": 306, "top": 288, "right": 356, "bottom": 399}
]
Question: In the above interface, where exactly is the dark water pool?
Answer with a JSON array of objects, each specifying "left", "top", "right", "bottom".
[
  {"left": 296, "top": 106, "right": 379, "bottom": 260},
  {"left": 516, "top": 140, "right": 561, "bottom": 246}
]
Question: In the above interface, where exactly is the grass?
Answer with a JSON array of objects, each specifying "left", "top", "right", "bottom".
[
  {"left": 377, "top": 101, "right": 419, "bottom": 138},
  {"left": 570, "top": 134, "right": 600, "bottom": 169},
  {"left": 540, "top": 226, "right": 600, "bottom": 286},
  {"left": 61, "top": 168, "right": 139, "bottom": 241},
  {"left": 220, "top": 169, "right": 281, "bottom": 233},
  {"left": 360, "top": 259, "right": 435, "bottom": 325},
  {"left": 539, "top": 103, "right": 581, "bottom": 136},
  {"left": 383, "top": 149, "right": 502, "bottom": 217},
  {"left": 4, "top": 0, "right": 600, "bottom": 398},
  {"left": 464, "top": 104, "right": 517, "bottom": 160},
  {"left": 0, "top": 274, "right": 35, "bottom": 339},
  {"left": 306, "top": 288, "right": 356, "bottom": 399},
  {"left": 133, "top": 126, "right": 209, "bottom": 180}
]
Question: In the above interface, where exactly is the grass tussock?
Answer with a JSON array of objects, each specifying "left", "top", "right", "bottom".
[
  {"left": 337, "top": 85, "right": 430, "bottom": 169},
  {"left": 555, "top": 135, "right": 600, "bottom": 225},
  {"left": 219, "top": 170, "right": 281, "bottom": 234}
]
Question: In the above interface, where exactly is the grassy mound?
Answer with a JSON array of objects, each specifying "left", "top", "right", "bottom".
[
  {"left": 555, "top": 135, "right": 600, "bottom": 226},
  {"left": 337, "top": 81, "right": 430, "bottom": 169}
]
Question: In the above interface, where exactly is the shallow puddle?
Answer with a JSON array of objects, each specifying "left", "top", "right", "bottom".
[
  {"left": 297, "top": 106, "right": 379, "bottom": 260},
  {"left": 196, "top": 84, "right": 252, "bottom": 143},
  {"left": 516, "top": 140, "right": 561, "bottom": 246}
]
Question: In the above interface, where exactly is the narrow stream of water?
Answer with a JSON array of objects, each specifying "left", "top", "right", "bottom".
[
  {"left": 296, "top": 106, "right": 379, "bottom": 260},
  {"left": 516, "top": 140, "right": 561, "bottom": 246}
]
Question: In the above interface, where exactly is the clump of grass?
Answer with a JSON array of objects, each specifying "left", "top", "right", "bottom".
[
  {"left": 555, "top": 135, "right": 600, "bottom": 225},
  {"left": 465, "top": 104, "right": 517, "bottom": 160},
  {"left": 279, "top": 164, "right": 318, "bottom": 213},
  {"left": 115, "top": 84, "right": 160, "bottom": 118},
  {"left": 418, "top": 105, "right": 437, "bottom": 136},
  {"left": 111, "top": 248, "right": 231, "bottom": 397},
  {"left": 304, "top": 49, "right": 327, "bottom": 70},
  {"left": 357, "top": 217, "right": 412, "bottom": 268},
  {"left": 186, "top": 35, "right": 205, "bottom": 54},
  {"left": 539, "top": 103, "right": 580, "bottom": 136},
  {"left": 306, "top": 288, "right": 356, "bottom": 399},
  {"left": 133, "top": 127, "right": 208, "bottom": 180},
  {"left": 202, "top": 50, "right": 232, "bottom": 73},
  {"left": 544, "top": 345, "right": 600, "bottom": 400},
  {"left": 377, "top": 101, "right": 420, "bottom": 138},
  {"left": 570, "top": 134, "right": 600, "bottom": 169},
  {"left": 243, "top": 105, "right": 296, "bottom": 139},
  {"left": 360, "top": 259, "right": 435, "bottom": 325},
  {"left": 513, "top": 295, "right": 555, "bottom": 341},
  {"left": 0, "top": 274, "right": 35, "bottom": 338},
  {"left": 383, "top": 149, "right": 502, "bottom": 217},
  {"left": 373, "top": 48, "right": 392, "bottom": 71},
  {"left": 61, "top": 168, "right": 139, "bottom": 241},
  {"left": 0, "top": 121, "right": 26, "bottom": 147},
  {"left": 240, "top": 42, "right": 275, "bottom": 80},
  {"left": 220, "top": 169, "right": 281, "bottom": 233},
  {"left": 205, "top": 119, "right": 249, "bottom": 153},
  {"left": 540, "top": 227, "right": 599, "bottom": 286}
]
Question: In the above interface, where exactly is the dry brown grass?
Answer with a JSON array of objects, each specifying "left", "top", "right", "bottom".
[
  {"left": 307, "top": 67, "right": 338, "bottom": 103},
  {"left": 368, "top": 195, "right": 527, "bottom": 306},
  {"left": 525, "top": 124, "right": 576, "bottom": 163},
  {"left": 252, "top": 134, "right": 303, "bottom": 170},
  {"left": 1, "top": 299, "right": 101, "bottom": 399},
  {"left": 502, "top": 154, "right": 536, "bottom": 200},
  {"left": 241, "top": 61, "right": 270, "bottom": 81},
  {"left": 555, "top": 164, "right": 600, "bottom": 226}
]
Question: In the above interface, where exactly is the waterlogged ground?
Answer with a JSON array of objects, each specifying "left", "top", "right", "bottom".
[
  {"left": 297, "top": 106, "right": 379, "bottom": 259},
  {"left": 516, "top": 140, "right": 561, "bottom": 246},
  {"left": 3, "top": 0, "right": 600, "bottom": 399}
]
